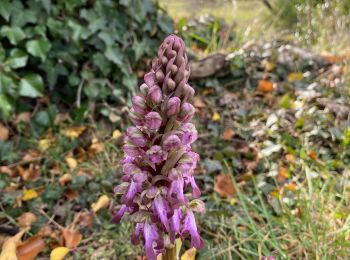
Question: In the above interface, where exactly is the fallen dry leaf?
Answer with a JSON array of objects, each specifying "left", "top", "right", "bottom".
[
  {"left": 91, "top": 195, "right": 110, "bottom": 213},
  {"left": 17, "top": 212, "right": 37, "bottom": 228},
  {"left": 181, "top": 247, "right": 196, "bottom": 260},
  {"left": 63, "top": 126, "right": 86, "bottom": 139},
  {"left": 50, "top": 247, "right": 69, "bottom": 260},
  {"left": 16, "top": 164, "right": 40, "bottom": 181},
  {"left": 37, "top": 225, "right": 53, "bottom": 237},
  {"left": 22, "top": 189, "right": 38, "bottom": 201},
  {"left": 112, "top": 129, "right": 122, "bottom": 139},
  {"left": 0, "top": 230, "right": 25, "bottom": 260},
  {"left": 223, "top": 128, "right": 235, "bottom": 140},
  {"left": 285, "top": 154, "right": 295, "bottom": 162},
  {"left": 287, "top": 72, "right": 304, "bottom": 82},
  {"left": 64, "top": 189, "right": 79, "bottom": 201},
  {"left": 257, "top": 80, "right": 274, "bottom": 93},
  {"left": 65, "top": 157, "right": 77, "bottom": 170},
  {"left": 17, "top": 236, "right": 45, "bottom": 260},
  {"left": 88, "top": 138, "right": 104, "bottom": 155},
  {"left": 62, "top": 228, "right": 82, "bottom": 249},
  {"left": 212, "top": 112, "right": 220, "bottom": 121},
  {"left": 14, "top": 112, "right": 31, "bottom": 124},
  {"left": 59, "top": 174, "right": 72, "bottom": 186},
  {"left": 214, "top": 173, "right": 236, "bottom": 198},
  {"left": 78, "top": 212, "right": 94, "bottom": 228},
  {"left": 193, "top": 97, "right": 206, "bottom": 108},
  {"left": 307, "top": 150, "right": 317, "bottom": 160},
  {"left": 0, "top": 123, "right": 9, "bottom": 141},
  {"left": 0, "top": 166, "right": 15, "bottom": 177}
]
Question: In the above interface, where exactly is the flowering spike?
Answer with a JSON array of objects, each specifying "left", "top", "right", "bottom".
[{"left": 114, "top": 35, "right": 204, "bottom": 260}]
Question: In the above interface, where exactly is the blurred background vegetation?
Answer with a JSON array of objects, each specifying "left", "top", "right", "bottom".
[{"left": 0, "top": 0, "right": 349, "bottom": 259}]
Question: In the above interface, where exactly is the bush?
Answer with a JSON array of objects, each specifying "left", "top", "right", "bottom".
[{"left": 0, "top": 0, "right": 173, "bottom": 121}]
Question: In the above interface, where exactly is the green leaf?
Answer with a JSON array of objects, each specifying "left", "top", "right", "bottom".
[
  {"left": 0, "top": 0, "right": 11, "bottom": 21},
  {"left": 7, "top": 49, "right": 28, "bottom": 69},
  {"left": 0, "top": 44, "right": 5, "bottom": 61},
  {"left": 0, "top": 95, "right": 12, "bottom": 119},
  {"left": 26, "top": 38, "right": 51, "bottom": 61},
  {"left": 104, "top": 46, "right": 123, "bottom": 66},
  {"left": 19, "top": 74, "right": 44, "bottom": 98},
  {"left": 0, "top": 26, "right": 26, "bottom": 45}
]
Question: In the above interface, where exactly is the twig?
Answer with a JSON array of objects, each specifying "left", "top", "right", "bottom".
[
  {"left": 37, "top": 208, "right": 64, "bottom": 230},
  {"left": 7, "top": 157, "right": 42, "bottom": 168},
  {"left": 76, "top": 79, "right": 85, "bottom": 108}
]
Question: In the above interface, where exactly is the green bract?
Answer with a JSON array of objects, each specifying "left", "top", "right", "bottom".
[{"left": 0, "top": 0, "right": 173, "bottom": 120}]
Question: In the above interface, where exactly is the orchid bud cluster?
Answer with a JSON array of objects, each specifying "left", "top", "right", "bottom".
[{"left": 113, "top": 35, "right": 204, "bottom": 260}]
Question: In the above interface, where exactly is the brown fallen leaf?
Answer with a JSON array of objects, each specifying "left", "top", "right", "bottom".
[
  {"left": 13, "top": 112, "right": 31, "bottom": 124},
  {"left": 78, "top": 212, "right": 95, "bottom": 228},
  {"left": 214, "top": 173, "right": 236, "bottom": 198},
  {"left": 62, "top": 228, "right": 82, "bottom": 249},
  {"left": 223, "top": 128, "right": 235, "bottom": 140},
  {"left": 88, "top": 138, "right": 104, "bottom": 155},
  {"left": 0, "top": 123, "right": 9, "bottom": 141},
  {"left": 277, "top": 166, "right": 289, "bottom": 183},
  {"left": 257, "top": 80, "right": 274, "bottom": 93},
  {"left": 17, "top": 235, "right": 45, "bottom": 260},
  {"left": 307, "top": 150, "right": 317, "bottom": 160},
  {"left": 16, "top": 164, "right": 40, "bottom": 181},
  {"left": 285, "top": 154, "right": 295, "bottom": 162},
  {"left": 64, "top": 189, "right": 79, "bottom": 201},
  {"left": 0, "top": 229, "right": 25, "bottom": 260},
  {"left": 0, "top": 166, "right": 15, "bottom": 177},
  {"left": 17, "top": 213, "right": 37, "bottom": 229},
  {"left": 193, "top": 97, "right": 206, "bottom": 108},
  {"left": 37, "top": 225, "right": 53, "bottom": 237}
]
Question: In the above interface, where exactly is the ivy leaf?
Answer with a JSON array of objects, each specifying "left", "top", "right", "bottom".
[
  {"left": 104, "top": 46, "right": 123, "bottom": 66},
  {"left": 26, "top": 38, "right": 51, "bottom": 61},
  {"left": 19, "top": 74, "right": 44, "bottom": 98},
  {"left": 7, "top": 49, "right": 28, "bottom": 69},
  {"left": 0, "top": 26, "right": 26, "bottom": 45},
  {"left": 0, "top": 0, "right": 11, "bottom": 21},
  {"left": 0, "top": 95, "right": 12, "bottom": 119}
]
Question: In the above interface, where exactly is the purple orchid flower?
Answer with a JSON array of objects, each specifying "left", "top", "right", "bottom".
[{"left": 114, "top": 35, "right": 204, "bottom": 260}]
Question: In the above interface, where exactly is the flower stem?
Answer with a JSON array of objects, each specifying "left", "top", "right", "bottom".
[{"left": 163, "top": 246, "right": 176, "bottom": 260}]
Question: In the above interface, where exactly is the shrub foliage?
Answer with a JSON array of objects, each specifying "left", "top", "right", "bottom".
[{"left": 0, "top": 0, "right": 173, "bottom": 120}]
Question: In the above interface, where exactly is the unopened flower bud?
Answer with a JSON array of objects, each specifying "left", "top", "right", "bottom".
[
  {"left": 166, "top": 97, "right": 181, "bottom": 117},
  {"left": 140, "top": 83, "right": 149, "bottom": 95},
  {"left": 126, "top": 126, "right": 147, "bottom": 147},
  {"left": 179, "top": 123, "right": 198, "bottom": 145},
  {"left": 156, "top": 70, "right": 165, "bottom": 83},
  {"left": 123, "top": 143, "right": 141, "bottom": 157},
  {"left": 162, "top": 134, "right": 181, "bottom": 151},
  {"left": 148, "top": 85, "right": 162, "bottom": 104},
  {"left": 132, "top": 96, "right": 147, "bottom": 115},
  {"left": 167, "top": 79, "right": 176, "bottom": 92},
  {"left": 178, "top": 103, "right": 195, "bottom": 123},
  {"left": 145, "top": 112, "right": 162, "bottom": 131}
]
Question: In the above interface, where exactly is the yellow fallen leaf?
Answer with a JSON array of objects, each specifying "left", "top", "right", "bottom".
[
  {"left": 59, "top": 174, "right": 72, "bottom": 186},
  {"left": 181, "top": 247, "right": 196, "bottom": 260},
  {"left": 0, "top": 123, "right": 9, "bottom": 141},
  {"left": 63, "top": 126, "right": 86, "bottom": 139},
  {"left": 91, "top": 195, "right": 110, "bottom": 213},
  {"left": 22, "top": 189, "right": 38, "bottom": 201},
  {"left": 38, "top": 139, "right": 52, "bottom": 152},
  {"left": 212, "top": 112, "right": 220, "bottom": 121},
  {"left": 0, "top": 230, "right": 25, "bottom": 260},
  {"left": 263, "top": 59, "right": 276, "bottom": 71},
  {"left": 287, "top": 72, "right": 303, "bottom": 82},
  {"left": 65, "top": 157, "right": 77, "bottom": 170},
  {"left": 50, "top": 247, "right": 69, "bottom": 260},
  {"left": 112, "top": 129, "right": 122, "bottom": 139}
]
